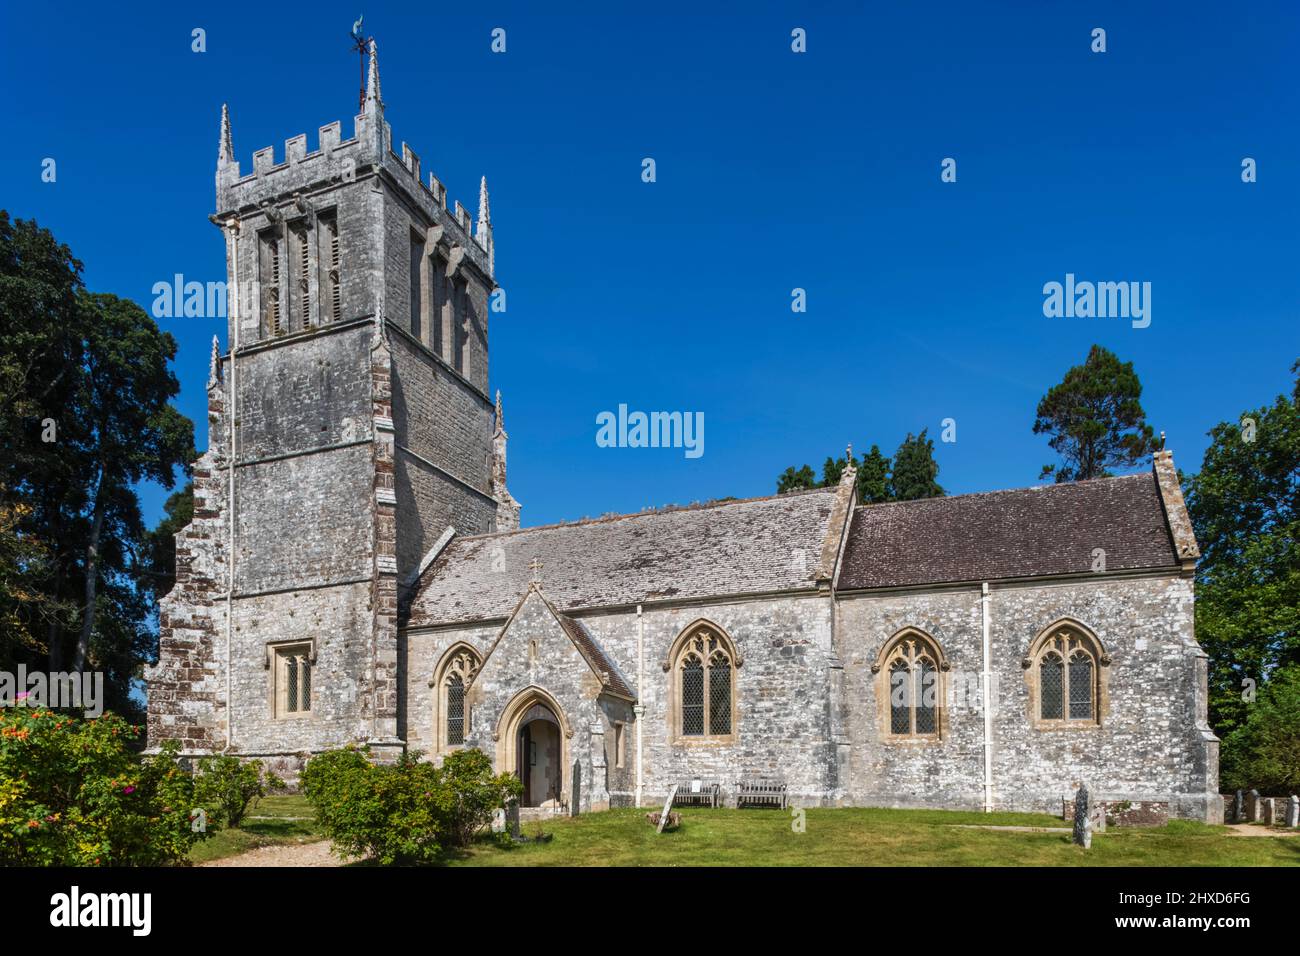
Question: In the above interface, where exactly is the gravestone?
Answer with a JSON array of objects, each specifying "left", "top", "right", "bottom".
[
  {"left": 1072, "top": 784, "right": 1092, "bottom": 849},
  {"left": 1232, "top": 790, "right": 1244, "bottom": 823},
  {"left": 1261, "top": 798, "right": 1276, "bottom": 826},
  {"left": 1246, "top": 789, "right": 1260, "bottom": 823},
  {"left": 491, "top": 807, "right": 505, "bottom": 834},
  {"left": 506, "top": 800, "right": 521, "bottom": 840},
  {"left": 570, "top": 759, "right": 581, "bottom": 818},
  {"left": 1286, "top": 795, "right": 1299, "bottom": 829},
  {"left": 657, "top": 785, "right": 679, "bottom": 834}
]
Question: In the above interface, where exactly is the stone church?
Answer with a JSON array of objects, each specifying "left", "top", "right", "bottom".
[{"left": 147, "top": 43, "right": 1221, "bottom": 823}]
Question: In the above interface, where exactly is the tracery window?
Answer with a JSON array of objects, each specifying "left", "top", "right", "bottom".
[
  {"left": 436, "top": 646, "right": 480, "bottom": 748},
  {"left": 672, "top": 625, "right": 736, "bottom": 738},
  {"left": 1027, "top": 623, "right": 1105, "bottom": 727},
  {"left": 878, "top": 631, "right": 943, "bottom": 739}
]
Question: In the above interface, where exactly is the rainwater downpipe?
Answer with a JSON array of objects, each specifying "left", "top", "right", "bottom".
[
  {"left": 981, "top": 582, "right": 993, "bottom": 812},
  {"left": 635, "top": 603, "right": 644, "bottom": 807}
]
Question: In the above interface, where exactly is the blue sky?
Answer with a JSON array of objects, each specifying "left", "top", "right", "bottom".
[{"left": 5, "top": 1, "right": 1298, "bottom": 528}]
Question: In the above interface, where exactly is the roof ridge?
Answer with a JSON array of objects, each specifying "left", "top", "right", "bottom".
[
  {"left": 853, "top": 470, "right": 1153, "bottom": 513},
  {"left": 453, "top": 485, "right": 838, "bottom": 543}
]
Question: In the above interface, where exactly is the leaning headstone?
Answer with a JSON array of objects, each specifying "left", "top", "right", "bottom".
[
  {"left": 1286, "top": 795, "right": 1299, "bottom": 829},
  {"left": 1262, "top": 798, "right": 1276, "bottom": 826},
  {"left": 1232, "top": 790, "right": 1244, "bottom": 823},
  {"left": 1072, "top": 785, "right": 1092, "bottom": 849},
  {"left": 657, "top": 785, "right": 679, "bottom": 834},
  {"left": 1246, "top": 789, "right": 1260, "bottom": 823}
]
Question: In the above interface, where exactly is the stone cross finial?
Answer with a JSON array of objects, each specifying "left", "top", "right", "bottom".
[{"left": 528, "top": 558, "right": 544, "bottom": 583}]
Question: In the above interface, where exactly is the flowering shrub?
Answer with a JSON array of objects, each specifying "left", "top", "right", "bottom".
[
  {"left": 194, "top": 754, "right": 283, "bottom": 828},
  {"left": 300, "top": 746, "right": 520, "bottom": 865},
  {"left": 0, "top": 708, "right": 209, "bottom": 865}
]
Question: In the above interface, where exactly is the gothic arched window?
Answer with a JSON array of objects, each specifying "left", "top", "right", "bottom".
[
  {"left": 434, "top": 646, "right": 480, "bottom": 749},
  {"left": 669, "top": 623, "right": 738, "bottom": 739},
  {"left": 1026, "top": 623, "right": 1106, "bottom": 727},
  {"left": 876, "top": 630, "right": 944, "bottom": 740}
]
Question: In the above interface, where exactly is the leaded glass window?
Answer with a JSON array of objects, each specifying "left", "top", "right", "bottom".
[
  {"left": 1068, "top": 651, "right": 1094, "bottom": 720},
  {"left": 276, "top": 646, "right": 312, "bottom": 716},
  {"left": 1033, "top": 628, "right": 1101, "bottom": 726},
  {"left": 438, "top": 648, "right": 480, "bottom": 748},
  {"left": 446, "top": 674, "right": 465, "bottom": 745},
  {"left": 880, "top": 631, "right": 943, "bottom": 739},
  {"left": 674, "top": 627, "right": 736, "bottom": 737},
  {"left": 1040, "top": 652, "right": 1064, "bottom": 719}
]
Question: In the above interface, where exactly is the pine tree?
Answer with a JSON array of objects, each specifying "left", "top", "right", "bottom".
[{"left": 889, "top": 430, "right": 944, "bottom": 500}]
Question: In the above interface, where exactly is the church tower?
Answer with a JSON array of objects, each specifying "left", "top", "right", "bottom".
[{"left": 147, "top": 42, "right": 519, "bottom": 764}]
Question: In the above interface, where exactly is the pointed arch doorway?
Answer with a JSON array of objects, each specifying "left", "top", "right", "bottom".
[{"left": 516, "top": 702, "right": 562, "bottom": 807}]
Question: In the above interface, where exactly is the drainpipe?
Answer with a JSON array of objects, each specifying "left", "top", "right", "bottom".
[
  {"left": 635, "top": 603, "right": 644, "bottom": 807},
  {"left": 223, "top": 220, "right": 240, "bottom": 754},
  {"left": 981, "top": 582, "right": 993, "bottom": 812}
]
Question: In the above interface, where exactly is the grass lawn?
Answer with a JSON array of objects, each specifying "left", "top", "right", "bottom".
[
  {"left": 189, "top": 796, "right": 1300, "bottom": 866},
  {"left": 186, "top": 795, "right": 323, "bottom": 864},
  {"left": 445, "top": 807, "right": 1300, "bottom": 867}
]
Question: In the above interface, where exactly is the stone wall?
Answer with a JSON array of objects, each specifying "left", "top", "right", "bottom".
[
  {"left": 836, "top": 572, "right": 1221, "bottom": 820},
  {"left": 403, "top": 591, "right": 839, "bottom": 807}
]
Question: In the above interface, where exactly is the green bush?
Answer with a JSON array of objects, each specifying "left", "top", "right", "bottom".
[
  {"left": 1220, "top": 665, "right": 1300, "bottom": 794},
  {"left": 436, "top": 748, "right": 523, "bottom": 847},
  {"left": 0, "top": 708, "right": 210, "bottom": 865},
  {"left": 300, "top": 746, "right": 520, "bottom": 864},
  {"left": 194, "top": 754, "right": 283, "bottom": 828}
]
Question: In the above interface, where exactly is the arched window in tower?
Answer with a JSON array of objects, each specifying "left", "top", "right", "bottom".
[
  {"left": 435, "top": 646, "right": 480, "bottom": 749},
  {"left": 670, "top": 623, "right": 737, "bottom": 739},
  {"left": 876, "top": 629, "right": 944, "bottom": 740},
  {"left": 1027, "top": 622, "right": 1106, "bottom": 727}
]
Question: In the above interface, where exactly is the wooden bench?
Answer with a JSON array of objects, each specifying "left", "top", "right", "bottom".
[
  {"left": 673, "top": 779, "right": 721, "bottom": 808},
  {"left": 736, "top": 777, "right": 787, "bottom": 809}
]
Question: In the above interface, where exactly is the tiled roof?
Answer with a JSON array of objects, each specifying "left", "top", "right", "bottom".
[
  {"left": 554, "top": 612, "right": 635, "bottom": 699},
  {"left": 405, "top": 488, "right": 839, "bottom": 626},
  {"left": 837, "top": 471, "right": 1180, "bottom": 590}
]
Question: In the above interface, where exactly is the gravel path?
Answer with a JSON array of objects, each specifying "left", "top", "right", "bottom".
[{"left": 201, "top": 840, "right": 341, "bottom": 867}]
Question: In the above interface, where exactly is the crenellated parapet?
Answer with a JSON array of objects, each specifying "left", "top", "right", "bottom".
[{"left": 215, "top": 40, "right": 493, "bottom": 285}]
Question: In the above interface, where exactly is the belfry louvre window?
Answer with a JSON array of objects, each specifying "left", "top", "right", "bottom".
[
  {"left": 436, "top": 646, "right": 480, "bottom": 750},
  {"left": 673, "top": 625, "right": 735, "bottom": 738},
  {"left": 275, "top": 645, "right": 312, "bottom": 717},
  {"left": 878, "top": 631, "right": 943, "bottom": 740},
  {"left": 1029, "top": 625, "right": 1104, "bottom": 726},
  {"left": 259, "top": 230, "right": 283, "bottom": 336},
  {"left": 318, "top": 213, "right": 341, "bottom": 322},
  {"left": 294, "top": 225, "right": 311, "bottom": 330}
]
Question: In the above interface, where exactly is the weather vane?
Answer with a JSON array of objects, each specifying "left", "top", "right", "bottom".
[{"left": 351, "top": 15, "right": 371, "bottom": 112}]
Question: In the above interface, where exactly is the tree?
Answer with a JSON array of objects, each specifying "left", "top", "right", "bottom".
[
  {"left": 1185, "top": 362, "right": 1300, "bottom": 736},
  {"left": 776, "top": 465, "right": 816, "bottom": 494},
  {"left": 1219, "top": 665, "right": 1300, "bottom": 794},
  {"left": 857, "top": 445, "right": 891, "bottom": 504},
  {"left": 65, "top": 293, "right": 194, "bottom": 672},
  {"left": 1034, "top": 344, "right": 1159, "bottom": 482},
  {"left": 890, "top": 430, "right": 944, "bottom": 500},
  {"left": 0, "top": 213, "right": 194, "bottom": 713}
]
